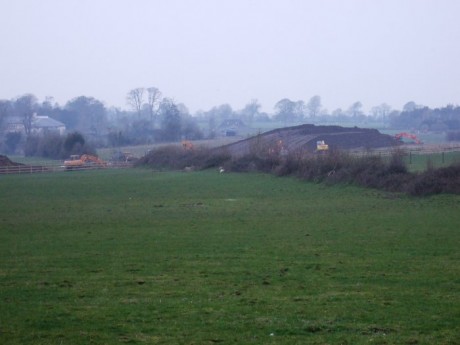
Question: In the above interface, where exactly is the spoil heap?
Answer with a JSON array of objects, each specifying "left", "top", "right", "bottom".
[
  {"left": 0, "top": 155, "right": 24, "bottom": 167},
  {"left": 0, "top": 155, "right": 47, "bottom": 174},
  {"left": 218, "top": 124, "right": 398, "bottom": 157}
]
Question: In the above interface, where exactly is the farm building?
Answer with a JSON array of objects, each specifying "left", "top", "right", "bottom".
[{"left": 31, "top": 115, "right": 66, "bottom": 135}]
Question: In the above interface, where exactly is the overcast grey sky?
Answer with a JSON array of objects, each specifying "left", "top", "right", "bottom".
[{"left": 1, "top": 0, "right": 459, "bottom": 113}]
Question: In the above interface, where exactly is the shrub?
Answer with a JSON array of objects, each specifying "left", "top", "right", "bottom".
[
  {"left": 24, "top": 135, "right": 40, "bottom": 157},
  {"left": 274, "top": 152, "right": 303, "bottom": 177},
  {"left": 387, "top": 149, "right": 408, "bottom": 174},
  {"left": 226, "top": 154, "right": 276, "bottom": 173},
  {"left": 408, "top": 164, "right": 460, "bottom": 196},
  {"left": 37, "top": 133, "right": 64, "bottom": 158},
  {"left": 446, "top": 131, "right": 460, "bottom": 141},
  {"left": 202, "top": 150, "right": 231, "bottom": 170},
  {"left": 135, "top": 145, "right": 231, "bottom": 171},
  {"left": 24, "top": 132, "right": 95, "bottom": 159},
  {"left": 136, "top": 144, "right": 459, "bottom": 196},
  {"left": 63, "top": 132, "right": 85, "bottom": 153},
  {"left": 4, "top": 132, "right": 22, "bottom": 154}
]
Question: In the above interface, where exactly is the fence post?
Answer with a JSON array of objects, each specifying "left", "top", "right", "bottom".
[
  {"left": 409, "top": 151, "right": 412, "bottom": 165},
  {"left": 442, "top": 151, "right": 445, "bottom": 164}
]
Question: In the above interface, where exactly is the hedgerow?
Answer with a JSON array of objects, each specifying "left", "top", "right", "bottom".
[{"left": 136, "top": 145, "right": 460, "bottom": 196}]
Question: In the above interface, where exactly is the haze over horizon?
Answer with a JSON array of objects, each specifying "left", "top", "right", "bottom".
[{"left": 1, "top": 0, "right": 459, "bottom": 114}]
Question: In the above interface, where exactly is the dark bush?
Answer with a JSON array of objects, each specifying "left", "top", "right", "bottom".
[
  {"left": 24, "top": 135, "right": 40, "bottom": 157},
  {"left": 136, "top": 145, "right": 231, "bottom": 171},
  {"left": 64, "top": 132, "right": 85, "bottom": 153},
  {"left": 136, "top": 143, "right": 459, "bottom": 196},
  {"left": 4, "top": 132, "right": 22, "bottom": 154},
  {"left": 224, "top": 154, "right": 257, "bottom": 173},
  {"left": 408, "top": 164, "right": 460, "bottom": 196},
  {"left": 386, "top": 150, "right": 408, "bottom": 174},
  {"left": 24, "top": 132, "right": 95, "bottom": 159},
  {"left": 37, "top": 133, "right": 64, "bottom": 158},
  {"left": 274, "top": 153, "right": 303, "bottom": 177},
  {"left": 446, "top": 131, "right": 460, "bottom": 141},
  {"left": 202, "top": 150, "right": 231, "bottom": 169}
]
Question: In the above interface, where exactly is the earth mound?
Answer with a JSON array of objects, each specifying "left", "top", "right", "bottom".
[
  {"left": 0, "top": 155, "right": 48, "bottom": 174},
  {"left": 218, "top": 124, "right": 398, "bottom": 157},
  {"left": 0, "top": 155, "right": 24, "bottom": 167}
]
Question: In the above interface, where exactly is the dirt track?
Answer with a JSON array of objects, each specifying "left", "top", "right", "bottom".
[{"left": 218, "top": 124, "right": 398, "bottom": 157}]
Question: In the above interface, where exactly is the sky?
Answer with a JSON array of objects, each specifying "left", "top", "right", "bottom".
[{"left": 1, "top": 0, "right": 459, "bottom": 114}]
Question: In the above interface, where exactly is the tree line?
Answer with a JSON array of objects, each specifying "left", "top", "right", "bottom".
[{"left": 1, "top": 89, "right": 459, "bottom": 157}]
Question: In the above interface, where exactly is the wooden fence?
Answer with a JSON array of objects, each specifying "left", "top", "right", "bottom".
[{"left": 0, "top": 161, "right": 134, "bottom": 175}]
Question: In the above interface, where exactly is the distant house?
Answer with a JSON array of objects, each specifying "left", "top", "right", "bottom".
[
  {"left": 32, "top": 115, "right": 66, "bottom": 135},
  {"left": 4, "top": 114, "right": 66, "bottom": 136}
]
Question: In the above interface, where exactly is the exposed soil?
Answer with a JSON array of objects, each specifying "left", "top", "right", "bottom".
[
  {"left": 217, "top": 124, "right": 398, "bottom": 157},
  {"left": 0, "top": 155, "right": 24, "bottom": 167},
  {"left": 0, "top": 155, "right": 48, "bottom": 174}
]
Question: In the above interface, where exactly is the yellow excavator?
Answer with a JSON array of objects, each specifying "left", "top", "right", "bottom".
[{"left": 64, "top": 154, "right": 107, "bottom": 170}]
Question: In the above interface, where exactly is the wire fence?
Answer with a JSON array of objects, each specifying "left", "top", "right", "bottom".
[
  {"left": 350, "top": 144, "right": 460, "bottom": 170},
  {"left": 350, "top": 143, "right": 460, "bottom": 156}
]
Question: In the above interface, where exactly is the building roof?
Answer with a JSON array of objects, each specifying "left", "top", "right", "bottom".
[{"left": 32, "top": 116, "right": 65, "bottom": 128}]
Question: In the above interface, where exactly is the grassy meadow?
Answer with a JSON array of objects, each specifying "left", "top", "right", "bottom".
[
  {"left": 0, "top": 169, "right": 459, "bottom": 344},
  {"left": 403, "top": 151, "right": 460, "bottom": 172}
]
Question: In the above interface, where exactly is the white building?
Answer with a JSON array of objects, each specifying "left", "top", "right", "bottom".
[
  {"left": 31, "top": 115, "right": 66, "bottom": 135},
  {"left": 4, "top": 114, "right": 66, "bottom": 136}
]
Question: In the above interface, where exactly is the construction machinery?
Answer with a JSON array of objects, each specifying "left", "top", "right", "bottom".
[
  {"left": 182, "top": 140, "right": 194, "bottom": 151},
  {"left": 111, "top": 151, "right": 137, "bottom": 163},
  {"left": 64, "top": 154, "right": 107, "bottom": 170},
  {"left": 394, "top": 132, "right": 422, "bottom": 145}
]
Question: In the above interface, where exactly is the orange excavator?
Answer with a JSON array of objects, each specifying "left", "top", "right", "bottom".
[
  {"left": 182, "top": 140, "right": 194, "bottom": 151},
  {"left": 394, "top": 132, "right": 422, "bottom": 145},
  {"left": 64, "top": 154, "right": 107, "bottom": 170}
]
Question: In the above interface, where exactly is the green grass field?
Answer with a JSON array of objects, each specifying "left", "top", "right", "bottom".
[
  {"left": 404, "top": 151, "right": 460, "bottom": 172},
  {"left": 0, "top": 169, "right": 459, "bottom": 344}
]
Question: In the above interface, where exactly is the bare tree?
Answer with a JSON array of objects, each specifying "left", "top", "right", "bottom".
[
  {"left": 15, "top": 94, "right": 37, "bottom": 136},
  {"left": 146, "top": 87, "right": 162, "bottom": 125},
  {"left": 126, "top": 88, "right": 145, "bottom": 117},
  {"left": 0, "top": 100, "right": 11, "bottom": 130}
]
